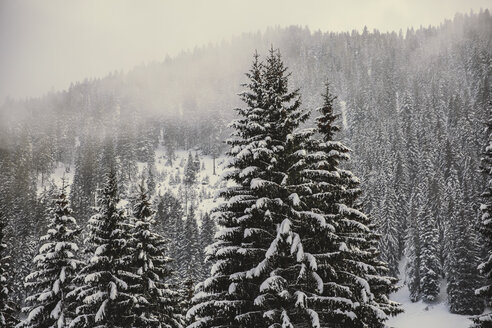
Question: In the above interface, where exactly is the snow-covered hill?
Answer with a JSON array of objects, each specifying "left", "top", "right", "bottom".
[{"left": 153, "top": 147, "right": 227, "bottom": 221}]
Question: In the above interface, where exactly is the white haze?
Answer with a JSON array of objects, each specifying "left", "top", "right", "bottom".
[{"left": 0, "top": 0, "right": 489, "bottom": 100}]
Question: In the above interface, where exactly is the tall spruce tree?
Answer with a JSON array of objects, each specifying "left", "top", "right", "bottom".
[
  {"left": 199, "top": 213, "right": 216, "bottom": 280},
  {"left": 69, "top": 168, "right": 135, "bottom": 328},
  {"left": 473, "top": 103, "right": 492, "bottom": 327},
  {"left": 180, "top": 206, "right": 201, "bottom": 283},
  {"left": 188, "top": 49, "right": 307, "bottom": 327},
  {"left": 9, "top": 130, "right": 38, "bottom": 304},
  {"left": 405, "top": 195, "right": 421, "bottom": 302},
  {"left": 417, "top": 179, "right": 441, "bottom": 302},
  {"left": 18, "top": 191, "right": 82, "bottom": 328},
  {"left": 377, "top": 186, "right": 400, "bottom": 278},
  {"left": 70, "top": 137, "right": 98, "bottom": 222},
  {"left": 405, "top": 176, "right": 441, "bottom": 303},
  {"left": 418, "top": 209, "right": 440, "bottom": 302},
  {"left": 116, "top": 123, "right": 138, "bottom": 190},
  {"left": 0, "top": 211, "right": 18, "bottom": 326},
  {"left": 183, "top": 152, "right": 198, "bottom": 212},
  {"left": 287, "top": 84, "right": 401, "bottom": 326},
  {"left": 443, "top": 169, "right": 484, "bottom": 315},
  {"left": 155, "top": 191, "right": 183, "bottom": 263},
  {"left": 146, "top": 161, "right": 156, "bottom": 197},
  {"left": 184, "top": 152, "right": 197, "bottom": 187},
  {"left": 130, "top": 183, "right": 182, "bottom": 328}
]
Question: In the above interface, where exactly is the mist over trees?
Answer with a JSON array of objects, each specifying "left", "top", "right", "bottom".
[{"left": 0, "top": 9, "right": 490, "bottom": 327}]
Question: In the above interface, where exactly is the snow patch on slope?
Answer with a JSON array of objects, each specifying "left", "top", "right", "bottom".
[{"left": 387, "top": 258, "right": 473, "bottom": 328}]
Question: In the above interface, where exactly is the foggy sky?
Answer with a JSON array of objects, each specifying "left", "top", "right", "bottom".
[{"left": 0, "top": 0, "right": 490, "bottom": 100}]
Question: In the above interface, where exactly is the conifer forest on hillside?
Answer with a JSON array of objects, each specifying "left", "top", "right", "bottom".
[{"left": 0, "top": 5, "right": 491, "bottom": 328}]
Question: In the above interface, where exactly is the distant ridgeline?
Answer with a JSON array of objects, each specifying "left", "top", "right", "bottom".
[{"left": 0, "top": 9, "right": 491, "bottom": 325}]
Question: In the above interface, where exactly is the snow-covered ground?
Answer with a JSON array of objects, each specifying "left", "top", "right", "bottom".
[
  {"left": 387, "top": 283, "right": 473, "bottom": 328},
  {"left": 153, "top": 146, "right": 227, "bottom": 223},
  {"left": 37, "top": 162, "right": 75, "bottom": 195},
  {"left": 387, "top": 260, "right": 474, "bottom": 328},
  {"left": 42, "top": 145, "right": 228, "bottom": 225}
]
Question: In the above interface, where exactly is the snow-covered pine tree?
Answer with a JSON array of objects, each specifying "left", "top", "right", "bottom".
[
  {"left": 188, "top": 49, "right": 307, "bottom": 327},
  {"left": 97, "top": 137, "right": 120, "bottom": 192},
  {"left": 18, "top": 191, "right": 81, "bottom": 328},
  {"left": 130, "top": 182, "right": 182, "bottom": 328},
  {"left": 473, "top": 102, "right": 492, "bottom": 327},
  {"left": 406, "top": 175, "right": 441, "bottom": 303},
  {"left": 444, "top": 169, "right": 484, "bottom": 315},
  {"left": 184, "top": 152, "right": 197, "bottom": 187},
  {"left": 418, "top": 189, "right": 441, "bottom": 302},
  {"left": 199, "top": 213, "right": 215, "bottom": 280},
  {"left": 146, "top": 161, "right": 156, "bottom": 197},
  {"left": 377, "top": 185, "right": 401, "bottom": 278},
  {"left": 35, "top": 182, "right": 59, "bottom": 237},
  {"left": 173, "top": 211, "right": 185, "bottom": 277},
  {"left": 225, "top": 49, "right": 317, "bottom": 327},
  {"left": 405, "top": 195, "right": 421, "bottom": 302},
  {"left": 372, "top": 150, "right": 401, "bottom": 279},
  {"left": 9, "top": 131, "right": 38, "bottom": 304},
  {"left": 70, "top": 137, "right": 98, "bottom": 222},
  {"left": 135, "top": 127, "right": 156, "bottom": 164},
  {"left": 417, "top": 172, "right": 441, "bottom": 302},
  {"left": 290, "top": 83, "right": 401, "bottom": 326},
  {"left": 163, "top": 127, "right": 177, "bottom": 167},
  {"left": 194, "top": 153, "right": 201, "bottom": 172},
  {"left": 116, "top": 122, "right": 138, "bottom": 190},
  {"left": 69, "top": 168, "right": 136, "bottom": 328},
  {"left": 181, "top": 205, "right": 201, "bottom": 283},
  {"left": 392, "top": 150, "right": 410, "bottom": 262},
  {"left": 155, "top": 191, "right": 183, "bottom": 263},
  {"left": 183, "top": 152, "right": 198, "bottom": 212},
  {"left": 0, "top": 211, "right": 18, "bottom": 326}
]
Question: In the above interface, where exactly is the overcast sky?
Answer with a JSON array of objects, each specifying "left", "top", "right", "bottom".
[{"left": 0, "top": 0, "right": 490, "bottom": 100}]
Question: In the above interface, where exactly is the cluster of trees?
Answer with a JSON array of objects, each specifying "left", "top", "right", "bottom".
[
  {"left": 9, "top": 172, "right": 183, "bottom": 327},
  {"left": 0, "top": 117, "right": 219, "bottom": 327},
  {"left": 473, "top": 103, "right": 492, "bottom": 327},
  {"left": 156, "top": 191, "right": 216, "bottom": 285},
  {"left": 188, "top": 49, "right": 401, "bottom": 327}
]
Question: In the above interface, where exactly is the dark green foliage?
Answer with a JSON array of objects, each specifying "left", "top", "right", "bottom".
[
  {"left": 130, "top": 183, "right": 183, "bottom": 328},
  {"left": 18, "top": 192, "right": 82, "bottom": 328},
  {"left": 188, "top": 49, "right": 307, "bottom": 328},
  {"left": 116, "top": 123, "right": 138, "bottom": 192},
  {"left": 0, "top": 211, "right": 19, "bottom": 327},
  {"left": 443, "top": 171, "right": 484, "bottom": 315},
  {"left": 136, "top": 125, "right": 157, "bottom": 164},
  {"left": 70, "top": 137, "right": 98, "bottom": 222},
  {"left": 473, "top": 102, "right": 492, "bottom": 326},
  {"left": 156, "top": 191, "right": 183, "bottom": 265},
  {"left": 9, "top": 130, "right": 38, "bottom": 304},
  {"left": 69, "top": 169, "right": 135, "bottom": 328},
  {"left": 184, "top": 152, "right": 197, "bottom": 187},
  {"left": 178, "top": 206, "right": 201, "bottom": 282},
  {"left": 199, "top": 212, "right": 215, "bottom": 280},
  {"left": 147, "top": 161, "right": 156, "bottom": 197}
]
